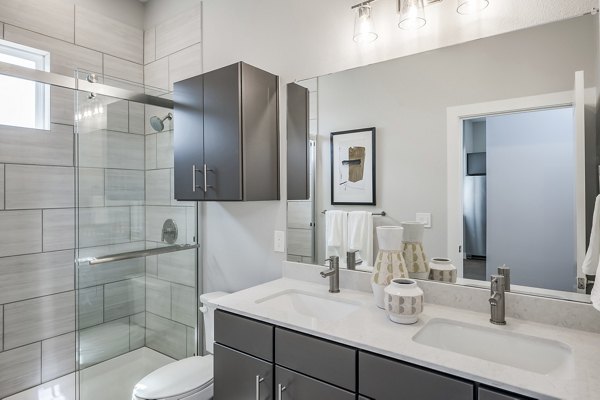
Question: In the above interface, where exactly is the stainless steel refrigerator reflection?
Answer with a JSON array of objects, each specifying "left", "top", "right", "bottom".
[{"left": 463, "top": 152, "right": 486, "bottom": 258}]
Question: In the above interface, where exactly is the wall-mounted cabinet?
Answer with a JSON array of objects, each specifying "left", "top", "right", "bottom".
[
  {"left": 287, "top": 82, "right": 310, "bottom": 201},
  {"left": 174, "top": 62, "right": 280, "bottom": 201}
]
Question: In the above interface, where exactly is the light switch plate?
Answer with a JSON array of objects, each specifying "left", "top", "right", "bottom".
[
  {"left": 416, "top": 213, "right": 432, "bottom": 228},
  {"left": 274, "top": 230, "right": 285, "bottom": 252}
]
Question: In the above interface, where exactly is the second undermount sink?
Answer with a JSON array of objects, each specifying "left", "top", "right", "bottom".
[
  {"left": 413, "top": 318, "right": 572, "bottom": 374},
  {"left": 255, "top": 289, "right": 361, "bottom": 321}
]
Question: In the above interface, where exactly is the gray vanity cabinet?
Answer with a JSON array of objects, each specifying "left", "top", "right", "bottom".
[
  {"left": 214, "top": 344, "right": 273, "bottom": 399},
  {"left": 276, "top": 366, "right": 355, "bottom": 400},
  {"left": 359, "top": 351, "right": 474, "bottom": 400},
  {"left": 287, "top": 82, "right": 310, "bottom": 200},
  {"left": 479, "top": 387, "right": 530, "bottom": 400},
  {"left": 173, "top": 62, "right": 279, "bottom": 201}
]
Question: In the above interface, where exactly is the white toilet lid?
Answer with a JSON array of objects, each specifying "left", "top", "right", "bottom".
[{"left": 133, "top": 355, "right": 213, "bottom": 400}]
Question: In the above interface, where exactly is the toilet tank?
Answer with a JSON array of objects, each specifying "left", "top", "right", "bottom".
[{"left": 199, "top": 291, "right": 229, "bottom": 354}]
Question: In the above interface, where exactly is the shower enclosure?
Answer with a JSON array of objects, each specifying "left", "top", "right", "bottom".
[
  {"left": 75, "top": 72, "right": 201, "bottom": 399},
  {"left": 0, "top": 60, "right": 201, "bottom": 400}
]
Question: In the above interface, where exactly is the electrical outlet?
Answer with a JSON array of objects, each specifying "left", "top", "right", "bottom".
[
  {"left": 274, "top": 230, "right": 285, "bottom": 253},
  {"left": 416, "top": 213, "right": 432, "bottom": 228}
]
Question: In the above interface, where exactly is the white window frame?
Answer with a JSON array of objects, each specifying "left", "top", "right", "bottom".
[{"left": 0, "top": 39, "right": 50, "bottom": 130}]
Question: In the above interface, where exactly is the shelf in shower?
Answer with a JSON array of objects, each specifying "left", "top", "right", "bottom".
[{"left": 78, "top": 244, "right": 200, "bottom": 266}]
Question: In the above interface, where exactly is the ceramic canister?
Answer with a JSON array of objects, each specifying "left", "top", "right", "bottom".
[
  {"left": 371, "top": 226, "right": 409, "bottom": 309},
  {"left": 384, "top": 278, "right": 424, "bottom": 324},
  {"left": 401, "top": 221, "right": 429, "bottom": 280},
  {"left": 428, "top": 258, "right": 457, "bottom": 283}
]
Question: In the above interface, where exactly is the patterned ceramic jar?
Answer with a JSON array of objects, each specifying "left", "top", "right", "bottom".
[
  {"left": 384, "top": 278, "right": 424, "bottom": 324},
  {"left": 371, "top": 226, "right": 409, "bottom": 309},
  {"left": 401, "top": 222, "right": 430, "bottom": 280},
  {"left": 428, "top": 258, "right": 457, "bottom": 283}
]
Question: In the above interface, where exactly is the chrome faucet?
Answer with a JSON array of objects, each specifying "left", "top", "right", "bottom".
[
  {"left": 321, "top": 256, "right": 340, "bottom": 293},
  {"left": 489, "top": 274, "right": 506, "bottom": 325}
]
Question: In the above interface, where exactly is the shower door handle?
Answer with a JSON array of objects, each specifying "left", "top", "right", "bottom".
[{"left": 255, "top": 375, "right": 264, "bottom": 400}]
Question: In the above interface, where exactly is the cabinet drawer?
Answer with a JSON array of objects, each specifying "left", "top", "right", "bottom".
[
  {"left": 215, "top": 310, "right": 274, "bottom": 361},
  {"left": 275, "top": 328, "right": 356, "bottom": 391},
  {"left": 214, "top": 344, "right": 273, "bottom": 400},
  {"left": 359, "top": 351, "right": 473, "bottom": 400},
  {"left": 479, "top": 387, "right": 532, "bottom": 400},
  {"left": 276, "top": 366, "right": 355, "bottom": 400}
]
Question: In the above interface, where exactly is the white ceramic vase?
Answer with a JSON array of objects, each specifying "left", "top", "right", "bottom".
[
  {"left": 401, "top": 222, "right": 430, "bottom": 280},
  {"left": 384, "top": 278, "right": 424, "bottom": 324},
  {"left": 371, "top": 226, "right": 409, "bottom": 309},
  {"left": 428, "top": 258, "right": 457, "bottom": 283}
]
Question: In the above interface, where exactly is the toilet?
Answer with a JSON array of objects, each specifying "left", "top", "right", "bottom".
[{"left": 132, "top": 291, "right": 228, "bottom": 400}]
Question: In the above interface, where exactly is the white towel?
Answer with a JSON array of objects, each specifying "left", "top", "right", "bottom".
[
  {"left": 348, "top": 211, "right": 374, "bottom": 266},
  {"left": 325, "top": 210, "right": 348, "bottom": 263},
  {"left": 582, "top": 195, "right": 600, "bottom": 310}
]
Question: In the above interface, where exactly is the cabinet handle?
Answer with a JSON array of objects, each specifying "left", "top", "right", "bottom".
[
  {"left": 277, "top": 383, "right": 287, "bottom": 400},
  {"left": 203, "top": 163, "right": 214, "bottom": 192},
  {"left": 255, "top": 375, "right": 265, "bottom": 400},
  {"left": 192, "top": 165, "right": 203, "bottom": 192}
]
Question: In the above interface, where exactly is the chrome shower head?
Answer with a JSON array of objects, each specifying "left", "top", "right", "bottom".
[{"left": 150, "top": 113, "right": 172, "bottom": 132}]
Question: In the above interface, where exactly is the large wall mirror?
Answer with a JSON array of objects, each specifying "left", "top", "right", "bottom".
[{"left": 286, "top": 14, "right": 599, "bottom": 302}]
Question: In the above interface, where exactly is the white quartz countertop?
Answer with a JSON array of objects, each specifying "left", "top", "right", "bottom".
[{"left": 213, "top": 278, "right": 600, "bottom": 400}]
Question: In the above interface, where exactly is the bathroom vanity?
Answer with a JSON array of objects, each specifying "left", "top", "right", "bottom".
[{"left": 211, "top": 268, "right": 600, "bottom": 400}]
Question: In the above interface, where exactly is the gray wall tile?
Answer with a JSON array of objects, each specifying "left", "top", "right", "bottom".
[
  {"left": 145, "top": 134, "right": 157, "bottom": 169},
  {"left": 172, "top": 283, "right": 196, "bottom": 327},
  {"left": 0, "top": 0, "right": 74, "bottom": 42},
  {"left": 130, "top": 206, "right": 146, "bottom": 242},
  {"left": 0, "top": 124, "right": 73, "bottom": 166},
  {"left": 144, "top": 57, "right": 169, "bottom": 91},
  {"left": 43, "top": 209, "right": 75, "bottom": 251},
  {"left": 0, "top": 343, "right": 41, "bottom": 398},
  {"left": 78, "top": 130, "right": 144, "bottom": 170},
  {"left": 103, "top": 55, "right": 144, "bottom": 84},
  {"left": 146, "top": 313, "right": 187, "bottom": 360},
  {"left": 42, "top": 332, "right": 76, "bottom": 382},
  {"left": 146, "top": 169, "right": 171, "bottom": 205},
  {"left": 51, "top": 86, "right": 75, "bottom": 126},
  {"left": 78, "top": 206, "right": 131, "bottom": 247},
  {"left": 0, "top": 306, "right": 3, "bottom": 351},
  {"left": 105, "top": 169, "right": 144, "bottom": 206},
  {"left": 144, "top": 28, "right": 156, "bottom": 64},
  {"left": 78, "top": 168, "right": 105, "bottom": 207},
  {"left": 5, "top": 165, "right": 74, "bottom": 209},
  {"left": 146, "top": 206, "right": 187, "bottom": 243},
  {"left": 104, "top": 277, "right": 145, "bottom": 321},
  {"left": 0, "top": 22, "right": 4, "bottom": 38},
  {"left": 75, "top": 6, "right": 143, "bottom": 64},
  {"left": 157, "top": 131, "right": 174, "bottom": 168},
  {"left": 130, "top": 312, "right": 145, "bottom": 350},
  {"left": 169, "top": 43, "right": 202, "bottom": 91},
  {"left": 0, "top": 210, "right": 42, "bottom": 257},
  {"left": 106, "top": 100, "right": 130, "bottom": 133},
  {"left": 187, "top": 326, "right": 196, "bottom": 357},
  {"left": 79, "top": 318, "right": 129, "bottom": 368},
  {"left": 0, "top": 164, "right": 4, "bottom": 209},
  {"left": 155, "top": 6, "right": 202, "bottom": 59},
  {"left": 4, "top": 291, "right": 75, "bottom": 350},
  {"left": 129, "top": 102, "right": 145, "bottom": 134},
  {"left": 78, "top": 286, "right": 104, "bottom": 329},
  {"left": 158, "top": 248, "right": 196, "bottom": 286},
  {"left": 78, "top": 258, "right": 144, "bottom": 290},
  {"left": 0, "top": 250, "right": 74, "bottom": 304},
  {"left": 4, "top": 25, "right": 101, "bottom": 76},
  {"left": 146, "top": 276, "right": 171, "bottom": 318}
]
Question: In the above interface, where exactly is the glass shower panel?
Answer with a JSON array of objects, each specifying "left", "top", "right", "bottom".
[{"left": 75, "top": 72, "right": 200, "bottom": 400}]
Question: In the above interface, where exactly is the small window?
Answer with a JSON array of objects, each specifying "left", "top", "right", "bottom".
[{"left": 0, "top": 40, "right": 50, "bottom": 130}]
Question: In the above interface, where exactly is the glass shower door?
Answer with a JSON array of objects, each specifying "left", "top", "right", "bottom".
[{"left": 75, "top": 72, "right": 200, "bottom": 400}]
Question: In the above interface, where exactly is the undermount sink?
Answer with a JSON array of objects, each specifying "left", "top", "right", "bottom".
[
  {"left": 413, "top": 318, "right": 572, "bottom": 374},
  {"left": 255, "top": 289, "right": 360, "bottom": 321}
]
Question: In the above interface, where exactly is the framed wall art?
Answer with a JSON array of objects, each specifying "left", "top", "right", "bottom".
[{"left": 330, "top": 127, "right": 376, "bottom": 205}]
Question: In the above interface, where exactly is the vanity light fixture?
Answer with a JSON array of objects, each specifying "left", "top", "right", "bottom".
[
  {"left": 456, "top": 0, "right": 489, "bottom": 15},
  {"left": 398, "top": 0, "right": 426, "bottom": 30},
  {"left": 353, "top": 0, "right": 378, "bottom": 43}
]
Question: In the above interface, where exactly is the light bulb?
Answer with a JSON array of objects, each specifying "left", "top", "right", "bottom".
[
  {"left": 398, "top": 0, "right": 426, "bottom": 30},
  {"left": 353, "top": 5, "right": 378, "bottom": 43}
]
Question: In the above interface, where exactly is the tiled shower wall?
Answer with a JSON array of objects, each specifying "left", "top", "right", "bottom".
[
  {"left": 143, "top": 4, "right": 203, "bottom": 361},
  {"left": 0, "top": 1, "right": 144, "bottom": 396}
]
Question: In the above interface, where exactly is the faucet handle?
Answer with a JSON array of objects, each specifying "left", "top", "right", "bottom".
[{"left": 490, "top": 274, "right": 506, "bottom": 293}]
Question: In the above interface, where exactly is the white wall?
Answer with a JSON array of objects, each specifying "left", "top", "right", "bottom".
[
  {"left": 486, "top": 108, "right": 576, "bottom": 291},
  {"left": 198, "top": 0, "right": 597, "bottom": 293}
]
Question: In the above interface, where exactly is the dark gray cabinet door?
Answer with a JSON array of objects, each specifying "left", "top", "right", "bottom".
[
  {"left": 174, "top": 75, "right": 204, "bottom": 200},
  {"left": 214, "top": 310, "right": 274, "bottom": 361},
  {"left": 276, "top": 366, "right": 355, "bottom": 400},
  {"left": 479, "top": 387, "right": 529, "bottom": 400},
  {"left": 214, "top": 344, "right": 273, "bottom": 400},
  {"left": 286, "top": 82, "right": 309, "bottom": 201},
  {"left": 203, "top": 63, "right": 243, "bottom": 201},
  {"left": 359, "top": 351, "right": 473, "bottom": 400},
  {"left": 241, "top": 63, "right": 279, "bottom": 201}
]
